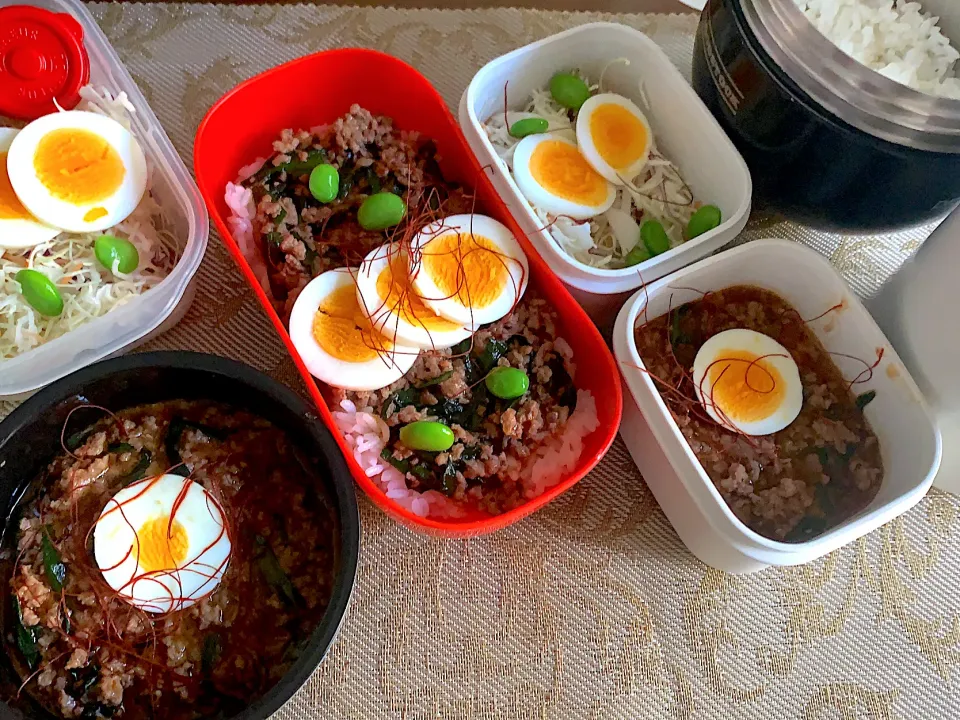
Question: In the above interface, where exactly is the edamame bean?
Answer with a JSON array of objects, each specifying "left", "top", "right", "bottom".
[
  {"left": 358, "top": 192, "right": 407, "bottom": 231},
  {"left": 686, "top": 204, "right": 722, "bottom": 239},
  {"left": 623, "top": 243, "right": 651, "bottom": 267},
  {"left": 641, "top": 220, "right": 671, "bottom": 256},
  {"left": 16, "top": 269, "right": 63, "bottom": 317},
  {"left": 485, "top": 366, "right": 530, "bottom": 400},
  {"left": 509, "top": 117, "right": 549, "bottom": 138},
  {"left": 549, "top": 72, "right": 592, "bottom": 111},
  {"left": 94, "top": 235, "right": 139, "bottom": 274},
  {"left": 399, "top": 421, "right": 455, "bottom": 452},
  {"left": 309, "top": 163, "right": 340, "bottom": 203}
]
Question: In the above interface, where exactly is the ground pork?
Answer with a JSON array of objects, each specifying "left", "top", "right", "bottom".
[
  {"left": 9, "top": 401, "right": 337, "bottom": 719},
  {"left": 243, "top": 104, "right": 474, "bottom": 315},
  {"left": 331, "top": 297, "right": 578, "bottom": 514},
  {"left": 634, "top": 285, "right": 883, "bottom": 542}
]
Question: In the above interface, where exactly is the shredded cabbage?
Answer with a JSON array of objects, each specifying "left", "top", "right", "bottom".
[
  {"left": 483, "top": 72, "right": 699, "bottom": 270},
  {"left": 0, "top": 87, "right": 178, "bottom": 362}
]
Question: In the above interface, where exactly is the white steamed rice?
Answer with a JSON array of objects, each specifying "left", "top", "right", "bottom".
[
  {"left": 795, "top": 0, "right": 960, "bottom": 98},
  {"left": 225, "top": 175, "right": 271, "bottom": 295}
]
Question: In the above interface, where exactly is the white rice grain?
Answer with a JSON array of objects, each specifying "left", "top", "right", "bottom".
[
  {"left": 224, "top": 181, "right": 271, "bottom": 294},
  {"left": 796, "top": 0, "right": 960, "bottom": 98}
]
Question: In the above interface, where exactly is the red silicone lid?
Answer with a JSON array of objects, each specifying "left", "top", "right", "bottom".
[{"left": 0, "top": 5, "right": 90, "bottom": 121}]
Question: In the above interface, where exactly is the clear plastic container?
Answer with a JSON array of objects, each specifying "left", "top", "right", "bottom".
[
  {"left": 613, "top": 239, "right": 941, "bottom": 573},
  {"left": 459, "top": 22, "right": 752, "bottom": 329},
  {"left": 0, "top": 0, "right": 208, "bottom": 399}
]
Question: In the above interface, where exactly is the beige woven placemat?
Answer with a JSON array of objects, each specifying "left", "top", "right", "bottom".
[{"left": 3, "top": 4, "right": 959, "bottom": 718}]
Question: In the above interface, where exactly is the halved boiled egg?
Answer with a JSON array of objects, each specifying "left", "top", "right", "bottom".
[
  {"left": 512, "top": 134, "right": 615, "bottom": 220},
  {"left": 0, "top": 128, "right": 60, "bottom": 250},
  {"left": 7, "top": 111, "right": 147, "bottom": 233},
  {"left": 355, "top": 243, "right": 474, "bottom": 350},
  {"left": 290, "top": 268, "right": 419, "bottom": 391},
  {"left": 576, "top": 93, "right": 652, "bottom": 185},
  {"left": 411, "top": 214, "right": 528, "bottom": 326},
  {"left": 692, "top": 328, "right": 803, "bottom": 437},
  {"left": 94, "top": 474, "right": 232, "bottom": 614}
]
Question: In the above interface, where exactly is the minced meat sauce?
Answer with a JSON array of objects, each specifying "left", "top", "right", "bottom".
[
  {"left": 3, "top": 401, "right": 336, "bottom": 719},
  {"left": 634, "top": 286, "right": 883, "bottom": 542},
  {"left": 247, "top": 105, "right": 591, "bottom": 516},
  {"left": 243, "top": 104, "right": 474, "bottom": 320},
  {"left": 334, "top": 296, "right": 579, "bottom": 515}
]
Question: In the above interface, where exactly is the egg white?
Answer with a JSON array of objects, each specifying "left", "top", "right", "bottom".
[
  {"left": 512, "top": 134, "right": 616, "bottom": 220},
  {"left": 7, "top": 111, "right": 147, "bottom": 233},
  {"left": 0, "top": 128, "right": 60, "bottom": 250},
  {"left": 411, "top": 214, "right": 529, "bottom": 327},
  {"left": 94, "top": 474, "right": 232, "bottom": 614},
  {"left": 692, "top": 328, "right": 803, "bottom": 437},
  {"left": 576, "top": 93, "right": 653, "bottom": 185},
  {"left": 355, "top": 243, "right": 474, "bottom": 350},
  {"left": 289, "top": 268, "right": 420, "bottom": 391}
]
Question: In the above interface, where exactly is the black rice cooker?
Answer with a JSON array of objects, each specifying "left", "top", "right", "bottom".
[{"left": 692, "top": 0, "right": 960, "bottom": 232}]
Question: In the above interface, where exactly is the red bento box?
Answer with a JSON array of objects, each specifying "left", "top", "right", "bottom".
[{"left": 194, "top": 49, "right": 622, "bottom": 537}]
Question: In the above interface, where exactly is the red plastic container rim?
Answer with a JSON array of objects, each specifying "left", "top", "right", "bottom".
[{"left": 195, "top": 48, "right": 623, "bottom": 536}]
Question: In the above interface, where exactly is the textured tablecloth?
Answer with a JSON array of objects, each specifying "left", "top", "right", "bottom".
[{"left": 3, "top": 4, "right": 959, "bottom": 718}]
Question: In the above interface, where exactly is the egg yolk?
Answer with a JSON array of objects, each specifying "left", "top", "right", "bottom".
[
  {"left": 376, "top": 257, "right": 463, "bottom": 331},
  {"left": 422, "top": 233, "right": 509, "bottom": 310},
  {"left": 589, "top": 103, "right": 649, "bottom": 171},
  {"left": 0, "top": 153, "right": 31, "bottom": 220},
  {"left": 707, "top": 349, "right": 786, "bottom": 423},
  {"left": 529, "top": 140, "right": 610, "bottom": 206},
  {"left": 84, "top": 207, "right": 108, "bottom": 223},
  {"left": 33, "top": 129, "right": 125, "bottom": 204},
  {"left": 137, "top": 516, "right": 189, "bottom": 573},
  {"left": 313, "top": 284, "right": 393, "bottom": 362}
]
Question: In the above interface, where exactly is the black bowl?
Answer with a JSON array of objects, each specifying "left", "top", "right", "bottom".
[
  {"left": 0, "top": 351, "right": 360, "bottom": 720},
  {"left": 692, "top": 0, "right": 960, "bottom": 232}
]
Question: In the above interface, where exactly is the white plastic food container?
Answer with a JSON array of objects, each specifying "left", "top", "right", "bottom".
[
  {"left": 869, "top": 207, "right": 960, "bottom": 496},
  {"left": 0, "top": 0, "right": 208, "bottom": 400},
  {"left": 460, "top": 22, "right": 752, "bottom": 329},
  {"left": 612, "top": 239, "right": 941, "bottom": 573}
]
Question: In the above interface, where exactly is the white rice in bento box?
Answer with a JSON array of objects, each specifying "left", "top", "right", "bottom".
[
  {"left": 795, "top": 0, "right": 960, "bottom": 98},
  {"left": 332, "top": 390, "right": 599, "bottom": 519}
]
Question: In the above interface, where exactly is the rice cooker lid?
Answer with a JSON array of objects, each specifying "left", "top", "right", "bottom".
[
  {"left": 740, "top": 0, "right": 960, "bottom": 154},
  {"left": 0, "top": 5, "right": 90, "bottom": 121}
]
